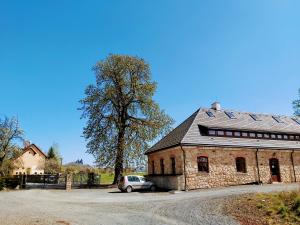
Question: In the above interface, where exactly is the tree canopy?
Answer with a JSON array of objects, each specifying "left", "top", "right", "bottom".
[
  {"left": 293, "top": 89, "right": 300, "bottom": 116},
  {"left": 45, "top": 143, "right": 61, "bottom": 174},
  {"left": 0, "top": 117, "right": 24, "bottom": 176},
  {"left": 80, "top": 54, "right": 174, "bottom": 183}
]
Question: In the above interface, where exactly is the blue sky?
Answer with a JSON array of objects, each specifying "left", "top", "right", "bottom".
[{"left": 1, "top": 1, "right": 299, "bottom": 165}]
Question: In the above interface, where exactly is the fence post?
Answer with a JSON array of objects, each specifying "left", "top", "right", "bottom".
[
  {"left": 65, "top": 174, "right": 72, "bottom": 191},
  {"left": 21, "top": 175, "right": 26, "bottom": 189}
]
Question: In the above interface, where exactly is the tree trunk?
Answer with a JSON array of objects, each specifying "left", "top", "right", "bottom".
[{"left": 113, "top": 129, "right": 125, "bottom": 184}]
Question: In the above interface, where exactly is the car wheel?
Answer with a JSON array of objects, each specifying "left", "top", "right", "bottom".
[
  {"left": 126, "top": 186, "right": 132, "bottom": 193},
  {"left": 150, "top": 185, "right": 156, "bottom": 192}
]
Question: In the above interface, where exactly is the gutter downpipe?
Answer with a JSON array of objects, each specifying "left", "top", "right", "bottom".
[
  {"left": 291, "top": 150, "right": 296, "bottom": 182},
  {"left": 256, "top": 149, "right": 261, "bottom": 185},
  {"left": 180, "top": 144, "right": 187, "bottom": 191}
]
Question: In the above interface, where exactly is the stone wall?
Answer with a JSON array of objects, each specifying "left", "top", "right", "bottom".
[
  {"left": 147, "top": 145, "right": 300, "bottom": 190},
  {"left": 183, "top": 146, "right": 298, "bottom": 190},
  {"left": 183, "top": 146, "right": 259, "bottom": 189},
  {"left": 146, "top": 175, "right": 185, "bottom": 190},
  {"left": 147, "top": 147, "right": 183, "bottom": 175}
]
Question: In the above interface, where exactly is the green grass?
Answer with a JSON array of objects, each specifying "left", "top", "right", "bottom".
[
  {"left": 100, "top": 172, "right": 146, "bottom": 184},
  {"left": 228, "top": 191, "right": 300, "bottom": 225}
]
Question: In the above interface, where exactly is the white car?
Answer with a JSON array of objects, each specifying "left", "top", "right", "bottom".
[{"left": 118, "top": 175, "right": 156, "bottom": 193}]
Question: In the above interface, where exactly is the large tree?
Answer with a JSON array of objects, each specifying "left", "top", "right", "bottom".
[
  {"left": 80, "top": 54, "right": 174, "bottom": 184},
  {"left": 0, "top": 117, "right": 24, "bottom": 176},
  {"left": 293, "top": 89, "right": 300, "bottom": 116}
]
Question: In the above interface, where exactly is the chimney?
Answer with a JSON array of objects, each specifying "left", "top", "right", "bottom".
[
  {"left": 211, "top": 102, "right": 221, "bottom": 111},
  {"left": 23, "top": 140, "right": 31, "bottom": 148}
]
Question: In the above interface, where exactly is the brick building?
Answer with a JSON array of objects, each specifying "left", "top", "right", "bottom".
[{"left": 145, "top": 102, "right": 300, "bottom": 190}]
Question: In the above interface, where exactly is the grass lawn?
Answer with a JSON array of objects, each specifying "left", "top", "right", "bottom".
[
  {"left": 100, "top": 172, "right": 146, "bottom": 184},
  {"left": 226, "top": 191, "right": 300, "bottom": 225}
]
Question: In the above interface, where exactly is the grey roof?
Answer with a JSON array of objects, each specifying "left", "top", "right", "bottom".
[{"left": 145, "top": 107, "right": 300, "bottom": 154}]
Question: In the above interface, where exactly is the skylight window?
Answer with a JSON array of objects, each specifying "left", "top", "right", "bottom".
[
  {"left": 292, "top": 118, "right": 300, "bottom": 125},
  {"left": 225, "top": 111, "right": 236, "bottom": 119},
  {"left": 272, "top": 116, "right": 284, "bottom": 123},
  {"left": 206, "top": 111, "right": 215, "bottom": 118},
  {"left": 250, "top": 114, "right": 261, "bottom": 121}
]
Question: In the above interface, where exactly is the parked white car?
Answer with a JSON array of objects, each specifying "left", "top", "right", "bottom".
[{"left": 118, "top": 175, "right": 156, "bottom": 193}]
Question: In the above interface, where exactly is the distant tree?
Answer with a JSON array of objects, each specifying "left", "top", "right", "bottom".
[
  {"left": 80, "top": 54, "right": 174, "bottom": 184},
  {"left": 47, "top": 143, "right": 60, "bottom": 161},
  {"left": 45, "top": 143, "right": 61, "bottom": 174},
  {"left": 293, "top": 89, "right": 300, "bottom": 116},
  {"left": 0, "top": 117, "right": 24, "bottom": 176},
  {"left": 75, "top": 159, "right": 83, "bottom": 164}
]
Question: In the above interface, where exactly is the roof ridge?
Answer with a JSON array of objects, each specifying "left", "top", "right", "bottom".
[
  {"left": 145, "top": 108, "right": 200, "bottom": 154},
  {"left": 202, "top": 107, "right": 295, "bottom": 118}
]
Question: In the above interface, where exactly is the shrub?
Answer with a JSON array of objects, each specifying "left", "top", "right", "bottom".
[
  {"left": 4, "top": 177, "right": 19, "bottom": 189},
  {"left": 277, "top": 204, "right": 288, "bottom": 218},
  {"left": 0, "top": 178, "right": 5, "bottom": 191},
  {"left": 292, "top": 196, "right": 300, "bottom": 216}
]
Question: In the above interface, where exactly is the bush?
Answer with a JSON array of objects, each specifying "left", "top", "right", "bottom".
[
  {"left": 0, "top": 177, "right": 20, "bottom": 190},
  {"left": 292, "top": 196, "right": 300, "bottom": 216},
  {"left": 4, "top": 177, "right": 19, "bottom": 189},
  {"left": 0, "top": 178, "right": 5, "bottom": 190}
]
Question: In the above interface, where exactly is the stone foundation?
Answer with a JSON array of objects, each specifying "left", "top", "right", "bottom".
[{"left": 146, "top": 175, "right": 185, "bottom": 190}]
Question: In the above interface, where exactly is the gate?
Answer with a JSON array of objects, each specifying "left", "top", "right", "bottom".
[
  {"left": 16, "top": 173, "right": 101, "bottom": 189},
  {"left": 20, "top": 174, "right": 66, "bottom": 189}
]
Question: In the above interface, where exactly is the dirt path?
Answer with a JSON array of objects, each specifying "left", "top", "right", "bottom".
[{"left": 0, "top": 183, "right": 298, "bottom": 225}]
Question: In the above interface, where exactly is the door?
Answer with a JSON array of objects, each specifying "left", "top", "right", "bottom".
[{"left": 269, "top": 158, "right": 281, "bottom": 182}]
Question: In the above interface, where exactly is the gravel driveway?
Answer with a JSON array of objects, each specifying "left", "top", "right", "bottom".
[{"left": 0, "top": 183, "right": 299, "bottom": 225}]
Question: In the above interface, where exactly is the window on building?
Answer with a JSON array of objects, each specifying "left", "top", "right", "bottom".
[
  {"left": 249, "top": 133, "right": 256, "bottom": 138},
  {"left": 242, "top": 132, "right": 248, "bottom": 137},
  {"left": 250, "top": 114, "right": 261, "bottom": 121},
  {"left": 273, "top": 116, "right": 284, "bottom": 123},
  {"left": 257, "top": 133, "right": 263, "bottom": 138},
  {"left": 217, "top": 130, "right": 225, "bottom": 136},
  {"left": 236, "top": 157, "right": 247, "bottom": 173},
  {"left": 152, "top": 161, "right": 155, "bottom": 174},
  {"left": 277, "top": 134, "right": 283, "bottom": 139},
  {"left": 206, "top": 111, "right": 215, "bottom": 117},
  {"left": 225, "top": 131, "right": 233, "bottom": 136},
  {"left": 16, "top": 172, "right": 18, "bottom": 175},
  {"left": 160, "top": 159, "right": 164, "bottom": 175},
  {"left": 290, "top": 135, "right": 295, "bottom": 140},
  {"left": 264, "top": 133, "right": 270, "bottom": 138},
  {"left": 225, "top": 111, "right": 237, "bottom": 119},
  {"left": 208, "top": 130, "right": 216, "bottom": 135},
  {"left": 171, "top": 157, "right": 176, "bottom": 175},
  {"left": 197, "top": 156, "right": 209, "bottom": 172},
  {"left": 271, "top": 134, "right": 276, "bottom": 139},
  {"left": 234, "top": 131, "right": 241, "bottom": 137}
]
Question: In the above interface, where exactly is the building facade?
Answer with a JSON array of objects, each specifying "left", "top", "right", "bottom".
[
  {"left": 145, "top": 103, "right": 300, "bottom": 190},
  {"left": 13, "top": 144, "right": 46, "bottom": 175}
]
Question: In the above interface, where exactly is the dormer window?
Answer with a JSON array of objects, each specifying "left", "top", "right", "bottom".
[
  {"left": 250, "top": 114, "right": 261, "bottom": 121},
  {"left": 225, "top": 111, "right": 236, "bottom": 119},
  {"left": 206, "top": 111, "right": 215, "bottom": 118},
  {"left": 273, "top": 116, "right": 284, "bottom": 123}
]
